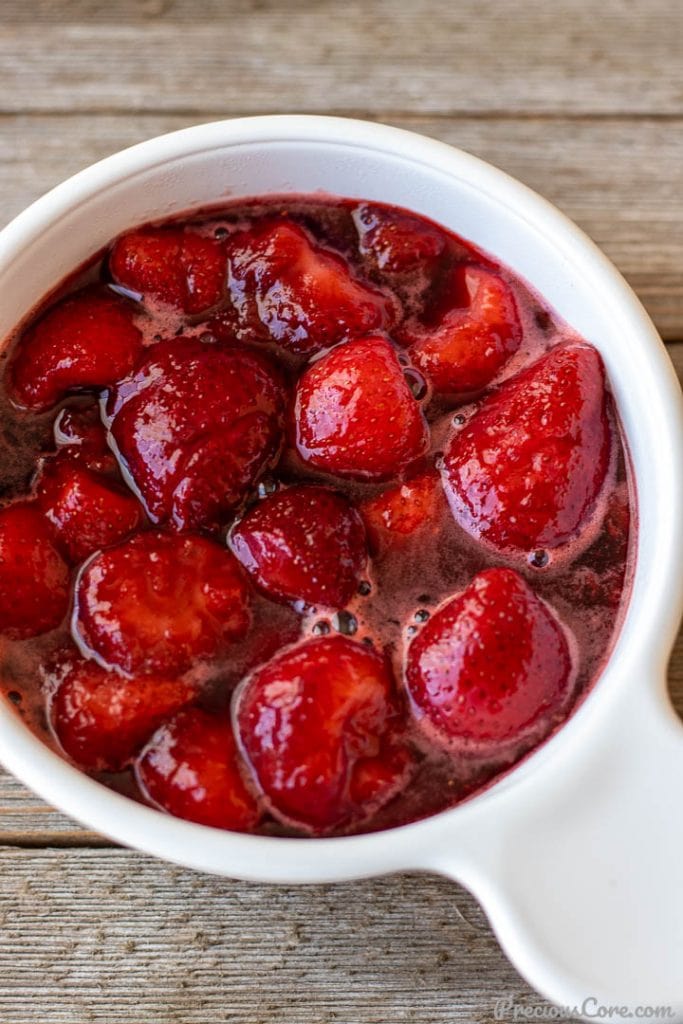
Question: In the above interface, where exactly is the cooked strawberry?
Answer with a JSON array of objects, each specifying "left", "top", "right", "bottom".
[
  {"left": 36, "top": 458, "right": 144, "bottom": 563},
  {"left": 405, "top": 568, "right": 573, "bottom": 753},
  {"left": 47, "top": 650, "right": 195, "bottom": 772},
  {"left": 403, "top": 266, "right": 522, "bottom": 395},
  {"left": 235, "top": 635, "right": 404, "bottom": 832},
  {"left": 226, "top": 220, "right": 393, "bottom": 355},
  {"left": 73, "top": 531, "right": 251, "bottom": 676},
  {"left": 443, "top": 342, "right": 611, "bottom": 552},
  {"left": 109, "top": 228, "right": 226, "bottom": 314},
  {"left": 53, "top": 405, "right": 118, "bottom": 475},
  {"left": 9, "top": 288, "right": 144, "bottom": 412},
  {"left": 360, "top": 468, "right": 445, "bottom": 551},
  {"left": 353, "top": 203, "right": 445, "bottom": 274},
  {"left": 107, "top": 337, "right": 287, "bottom": 531},
  {"left": 292, "top": 336, "right": 429, "bottom": 480},
  {"left": 347, "top": 743, "right": 413, "bottom": 808},
  {"left": 136, "top": 707, "right": 260, "bottom": 831},
  {"left": 230, "top": 484, "right": 367, "bottom": 608},
  {"left": 0, "top": 502, "right": 70, "bottom": 639}
]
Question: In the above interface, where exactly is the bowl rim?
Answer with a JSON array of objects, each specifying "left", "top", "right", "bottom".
[{"left": 0, "top": 114, "right": 682, "bottom": 883}]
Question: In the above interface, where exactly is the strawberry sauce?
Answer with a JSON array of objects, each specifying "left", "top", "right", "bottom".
[{"left": 0, "top": 196, "right": 634, "bottom": 837}]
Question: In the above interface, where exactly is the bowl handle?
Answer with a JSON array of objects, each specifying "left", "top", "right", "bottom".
[{"left": 426, "top": 678, "right": 683, "bottom": 1013}]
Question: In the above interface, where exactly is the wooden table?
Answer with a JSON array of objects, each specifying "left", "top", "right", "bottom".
[{"left": 0, "top": 2, "right": 681, "bottom": 1020}]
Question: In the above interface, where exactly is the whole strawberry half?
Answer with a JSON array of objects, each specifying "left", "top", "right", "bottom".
[
  {"left": 53, "top": 405, "right": 119, "bottom": 476},
  {"left": 109, "top": 227, "right": 226, "bottom": 314},
  {"left": 9, "top": 288, "right": 144, "bottom": 412},
  {"left": 443, "top": 342, "right": 611, "bottom": 553},
  {"left": 353, "top": 203, "right": 446, "bottom": 274},
  {"left": 225, "top": 220, "right": 394, "bottom": 356},
  {"left": 403, "top": 266, "right": 522, "bottom": 395},
  {"left": 291, "top": 335, "right": 430, "bottom": 480},
  {"left": 47, "top": 650, "right": 196, "bottom": 772},
  {"left": 136, "top": 707, "right": 260, "bottom": 831},
  {"left": 230, "top": 484, "right": 368, "bottom": 609},
  {"left": 36, "top": 457, "right": 144, "bottom": 564},
  {"left": 405, "top": 568, "right": 573, "bottom": 754},
  {"left": 0, "top": 502, "right": 70, "bottom": 639},
  {"left": 107, "top": 337, "right": 287, "bottom": 532},
  {"left": 234, "top": 635, "right": 408, "bottom": 833},
  {"left": 360, "top": 467, "right": 446, "bottom": 552},
  {"left": 73, "top": 531, "right": 251, "bottom": 677}
]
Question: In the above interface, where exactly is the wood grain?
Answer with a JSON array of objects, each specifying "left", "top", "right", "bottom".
[
  {"left": 0, "top": 113, "right": 681, "bottom": 339},
  {"left": 0, "top": 0, "right": 682, "bottom": 116},
  {"left": 0, "top": 2, "right": 680, "bottom": 1019},
  {"left": 0, "top": 848, "right": 568, "bottom": 1024}
]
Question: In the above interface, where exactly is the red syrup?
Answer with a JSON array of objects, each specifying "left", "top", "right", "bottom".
[{"left": 0, "top": 196, "right": 635, "bottom": 837}]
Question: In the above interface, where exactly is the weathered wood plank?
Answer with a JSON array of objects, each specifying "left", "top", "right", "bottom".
[
  {"left": 0, "top": 113, "right": 681, "bottom": 338},
  {"left": 0, "top": 0, "right": 681, "bottom": 116},
  {"left": 0, "top": 848, "right": 577, "bottom": 1024},
  {"left": 0, "top": 770, "right": 110, "bottom": 842}
]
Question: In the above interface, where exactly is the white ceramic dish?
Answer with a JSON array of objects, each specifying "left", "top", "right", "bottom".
[{"left": 0, "top": 116, "right": 682, "bottom": 1015}]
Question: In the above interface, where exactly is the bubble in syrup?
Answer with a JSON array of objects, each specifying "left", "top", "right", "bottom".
[
  {"left": 452, "top": 413, "right": 465, "bottom": 426},
  {"left": 434, "top": 452, "right": 444, "bottom": 470},
  {"left": 358, "top": 580, "right": 372, "bottom": 596},
  {"left": 406, "top": 625, "right": 418, "bottom": 637},
  {"left": 529, "top": 549, "right": 549, "bottom": 569},
  {"left": 153, "top": 333, "right": 163, "bottom": 343},
  {"left": 257, "top": 478, "right": 279, "bottom": 499},
  {"left": 397, "top": 353, "right": 410, "bottom": 367},
  {"left": 414, "top": 609, "right": 430, "bottom": 623},
  {"left": 214, "top": 226, "right": 229, "bottom": 239},
  {"left": 332, "top": 611, "right": 358, "bottom": 636},
  {"left": 403, "top": 367, "right": 428, "bottom": 401},
  {"left": 312, "top": 620, "right": 331, "bottom": 636}
]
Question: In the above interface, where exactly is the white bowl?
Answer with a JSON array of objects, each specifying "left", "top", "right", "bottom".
[{"left": 0, "top": 116, "right": 682, "bottom": 1014}]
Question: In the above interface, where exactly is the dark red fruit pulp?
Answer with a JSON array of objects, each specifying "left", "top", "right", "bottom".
[{"left": 0, "top": 194, "right": 635, "bottom": 838}]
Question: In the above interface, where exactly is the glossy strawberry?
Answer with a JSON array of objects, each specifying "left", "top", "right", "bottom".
[
  {"left": 47, "top": 651, "right": 195, "bottom": 772},
  {"left": 36, "top": 458, "right": 144, "bottom": 563},
  {"left": 0, "top": 502, "right": 70, "bottom": 639},
  {"left": 109, "top": 228, "right": 226, "bottom": 314},
  {"left": 292, "top": 336, "right": 430, "bottom": 480},
  {"left": 235, "top": 635, "right": 405, "bottom": 832},
  {"left": 353, "top": 203, "right": 445, "bottom": 273},
  {"left": 226, "top": 220, "right": 393, "bottom": 355},
  {"left": 404, "top": 266, "right": 522, "bottom": 395},
  {"left": 360, "top": 468, "right": 446, "bottom": 551},
  {"left": 108, "top": 337, "right": 286, "bottom": 531},
  {"left": 405, "top": 568, "right": 573, "bottom": 753},
  {"left": 53, "top": 405, "right": 118, "bottom": 475},
  {"left": 73, "top": 531, "right": 251, "bottom": 676},
  {"left": 443, "top": 342, "right": 611, "bottom": 553},
  {"left": 230, "top": 484, "right": 367, "bottom": 608},
  {"left": 347, "top": 743, "right": 414, "bottom": 808},
  {"left": 136, "top": 707, "right": 260, "bottom": 831},
  {"left": 9, "top": 288, "right": 144, "bottom": 411}
]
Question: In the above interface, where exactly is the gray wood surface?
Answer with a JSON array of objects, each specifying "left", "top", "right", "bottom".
[{"left": 0, "top": 1, "right": 681, "bottom": 1021}]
